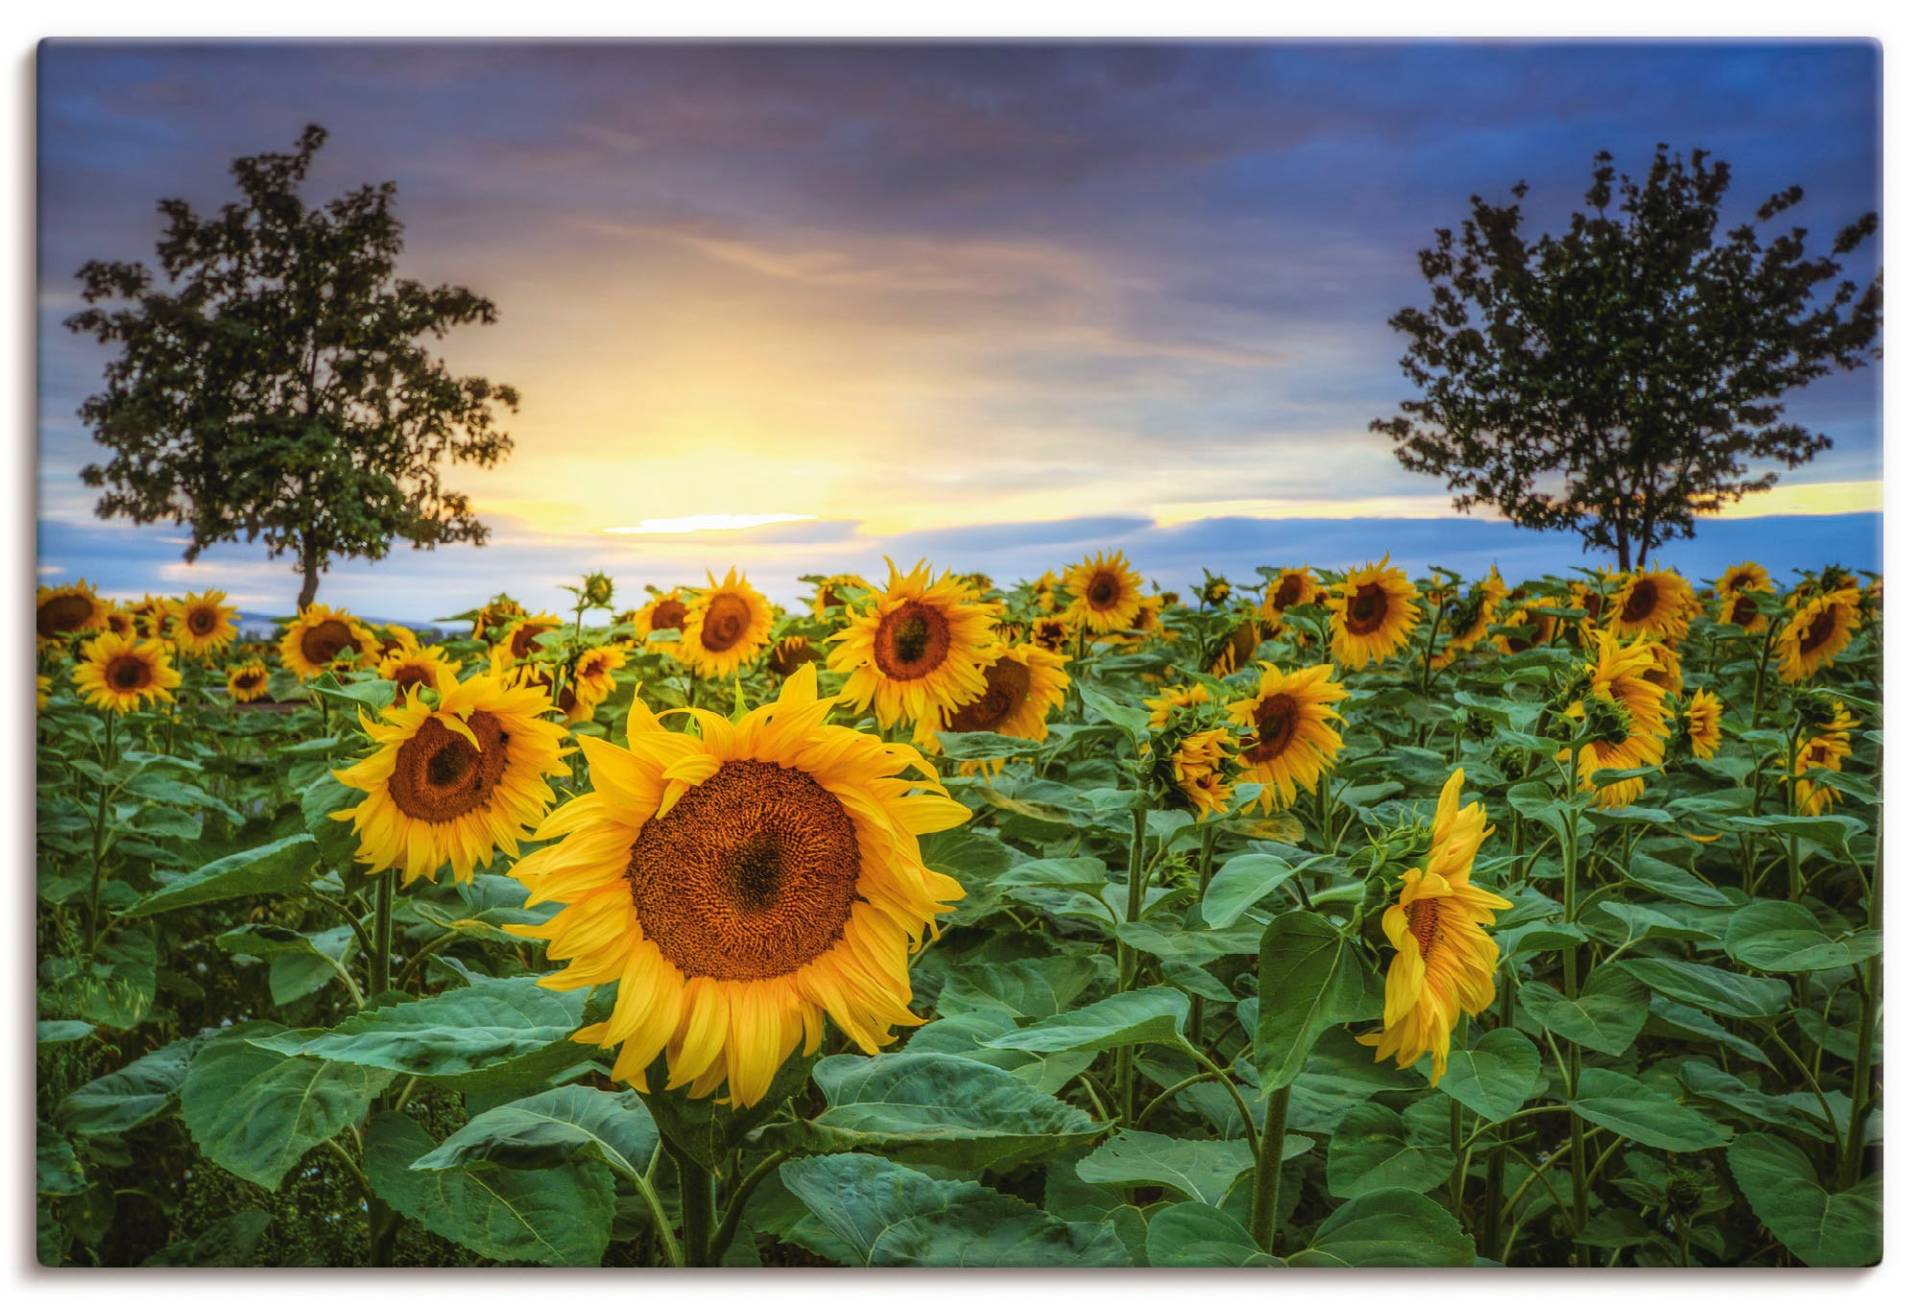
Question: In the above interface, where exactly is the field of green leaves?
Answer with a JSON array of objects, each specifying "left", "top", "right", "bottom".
[{"left": 34, "top": 554, "right": 1881, "bottom": 1268}]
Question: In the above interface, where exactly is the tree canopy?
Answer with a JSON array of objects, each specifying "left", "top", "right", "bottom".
[{"left": 66, "top": 124, "right": 518, "bottom": 609}]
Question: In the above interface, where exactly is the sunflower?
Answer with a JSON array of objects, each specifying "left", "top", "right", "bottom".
[
  {"left": 331, "top": 670, "right": 570, "bottom": 886},
  {"left": 1713, "top": 561, "right": 1772, "bottom": 627},
  {"left": 372, "top": 623, "right": 420, "bottom": 660},
  {"left": 278, "top": 604, "right": 378, "bottom": 681},
  {"left": 71, "top": 633, "right": 181, "bottom": 714},
  {"left": 1788, "top": 705, "right": 1857, "bottom": 815},
  {"left": 1200, "top": 574, "right": 1233, "bottom": 607},
  {"left": 560, "top": 644, "right": 629, "bottom": 723},
  {"left": 501, "top": 613, "right": 564, "bottom": 662},
  {"left": 1443, "top": 566, "right": 1509, "bottom": 658},
  {"left": 1567, "top": 633, "right": 1672, "bottom": 808},
  {"left": 167, "top": 589, "right": 239, "bottom": 658},
  {"left": 1644, "top": 640, "right": 1685, "bottom": 698},
  {"left": 678, "top": 571, "right": 775, "bottom": 680},
  {"left": 928, "top": 643, "right": 1070, "bottom": 748},
  {"left": 1146, "top": 683, "right": 1210, "bottom": 730},
  {"left": 1031, "top": 570, "right": 1062, "bottom": 615},
  {"left": 1209, "top": 620, "right": 1263, "bottom": 675},
  {"left": 379, "top": 645, "right": 455, "bottom": 700},
  {"left": 36, "top": 674, "right": 52, "bottom": 712},
  {"left": 506, "top": 664, "right": 967, "bottom": 1108},
  {"left": 1492, "top": 596, "right": 1563, "bottom": 654},
  {"left": 1169, "top": 727, "right": 1235, "bottom": 820},
  {"left": 471, "top": 595, "right": 527, "bottom": 640},
  {"left": 1030, "top": 616, "right": 1073, "bottom": 655},
  {"left": 225, "top": 659, "right": 272, "bottom": 704},
  {"left": 1357, "top": 768, "right": 1512, "bottom": 1083},
  {"left": 1258, "top": 568, "right": 1321, "bottom": 634},
  {"left": 102, "top": 607, "right": 136, "bottom": 639},
  {"left": 1777, "top": 588, "right": 1860, "bottom": 683},
  {"left": 769, "top": 635, "right": 822, "bottom": 679},
  {"left": 1226, "top": 662, "right": 1347, "bottom": 811},
  {"left": 36, "top": 581, "right": 110, "bottom": 644},
  {"left": 1567, "top": 580, "right": 1606, "bottom": 626},
  {"left": 1685, "top": 689, "right": 1723, "bottom": 760},
  {"left": 1329, "top": 557, "right": 1421, "bottom": 669},
  {"left": 1061, "top": 550, "right": 1146, "bottom": 635},
  {"left": 812, "top": 574, "right": 870, "bottom": 620},
  {"left": 1608, "top": 567, "right": 1696, "bottom": 641},
  {"left": 828, "top": 560, "right": 995, "bottom": 730}
]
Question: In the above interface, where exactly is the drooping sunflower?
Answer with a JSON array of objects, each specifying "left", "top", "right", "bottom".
[
  {"left": 1608, "top": 567, "right": 1696, "bottom": 641},
  {"left": 1208, "top": 620, "right": 1264, "bottom": 676},
  {"left": 1788, "top": 704, "right": 1857, "bottom": 815},
  {"left": 1643, "top": 639, "right": 1685, "bottom": 698},
  {"left": 507, "top": 664, "right": 968, "bottom": 1108},
  {"left": 1356, "top": 768, "right": 1512, "bottom": 1083},
  {"left": 1145, "top": 683, "right": 1210, "bottom": 730},
  {"left": 1226, "top": 661, "right": 1347, "bottom": 811},
  {"left": 678, "top": 571, "right": 775, "bottom": 680},
  {"left": 225, "top": 659, "right": 272, "bottom": 704},
  {"left": 501, "top": 613, "right": 564, "bottom": 662},
  {"left": 1492, "top": 596, "right": 1563, "bottom": 654},
  {"left": 1258, "top": 568, "right": 1321, "bottom": 635},
  {"left": 1777, "top": 588, "right": 1860, "bottom": 683},
  {"left": 71, "top": 632, "right": 182, "bottom": 714},
  {"left": 379, "top": 644, "right": 455, "bottom": 700},
  {"left": 1169, "top": 727, "right": 1236, "bottom": 821},
  {"left": 828, "top": 560, "right": 995, "bottom": 730},
  {"left": 560, "top": 644, "right": 629, "bottom": 723},
  {"left": 1568, "top": 633, "right": 1672, "bottom": 808},
  {"left": 1685, "top": 689, "right": 1724, "bottom": 761},
  {"left": 812, "top": 574, "right": 870, "bottom": 620},
  {"left": 471, "top": 595, "right": 527, "bottom": 640},
  {"left": 1199, "top": 573, "right": 1233, "bottom": 607},
  {"left": 927, "top": 643, "right": 1070, "bottom": 748},
  {"left": 278, "top": 605, "right": 378, "bottom": 681},
  {"left": 332, "top": 670, "right": 571, "bottom": 886},
  {"left": 167, "top": 589, "right": 239, "bottom": 658},
  {"left": 36, "top": 581, "right": 111, "bottom": 644},
  {"left": 1329, "top": 556, "right": 1421, "bottom": 669},
  {"left": 1061, "top": 550, "right": 1146, "bottom": 635}
]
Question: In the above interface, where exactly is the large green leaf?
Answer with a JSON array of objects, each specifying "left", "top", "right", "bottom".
[
  {"left": 640, "top": 1051, "right": 812, "bottom": 1172},
  {"left": 1288, "top": 1187, "right": 1476, "bottom": 1266},
  {"left": 364, "top": 1111, "right": 613, "bottom": 1266},
  {"left": 777, "top": 1152, "right": 1129, "bottom": 1267},
  {"left": 142, "top": 1210, "right": 272, "bottom": 1266},
  {"left": 1726, "top": 1133, "right": 1881, "bottom": 1266},
  {"left": 1723, "top": 900, "right": 1881, "bottom": 973},
  {"left": 1326, "top": 1098, "right": 1454, "bottom": 1198},
  {"left": 1144, "top": 1203, "right": 1282, "bottom": 1267},
  {"left": 1570, "top": 1067, "right": 1730, "bottom": 1153},
  {"left": 38, "top": 1122, "right": 87, "bottom": 1197},
  {"left": 1076, "top": 1129, "right": 1264, "bottom": 1206},
  {"left": 937, "top": 953, "right": 1110, "bottom": 1021},
  {"left": 414, "top": 1084, "right": 659, "bottom": 1184},
  {"left": 180, "top": 1023, "right": 392, "bottom": 1189},
  {"left": 764, "top": 1052, "right": 1104, "bottom": 1170},
  {"left": 984, "top": 987, "right": 1189, "bottom": 1055},
  {"left": 1518, "top": 962, "right": 1647, "bottom": 1055},
  {"left": 1619, "top": 956, "right": 1791, "bottom": 1020},
  {"left": 58, "top": 1037, "right": 196, "bottom": 1135},
  {"left": 122, "top": 833, "right": 317, "bottom": 917},
  {"left": 1201, "top": 852, "right": 1313, "bottom": 929},
  {"left": 1253, "top": 909, "right": 1369, "bottom": 1093},
  {"left": 1434, "top": 1027, "right": 1541, "bottom": 1123}
]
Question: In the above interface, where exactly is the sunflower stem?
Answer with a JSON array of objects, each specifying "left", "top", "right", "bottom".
[
  {"left": 1557, "top": 799, "right": 1591, "bottom": 1262},
  {"left": 1247, "top": 1085, "right": 1291, "bottom": 1253},
  {"left": 1841, "top": 831, "right": 1881, "bottom": 1188},
  {"left": 1189, "top": 822, "right": 1218, "bottom": 1036},
  {"left": 673, "top": 1143, "right": 717, "bottom": 1266},
  {"left": 1114, "top": 798, "right": 1149, "bottom": 1125},
  {"left": 84, "top": 712, "right": 117, "bottom": 955}
]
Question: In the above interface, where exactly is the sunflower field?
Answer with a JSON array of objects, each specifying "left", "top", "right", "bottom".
[{"left": 33, "top": 553, "right": 1882, "bottom": 1269}]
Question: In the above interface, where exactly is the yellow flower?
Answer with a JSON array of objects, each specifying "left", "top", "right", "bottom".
[
  {"left": 1208, "top": 620, "right": 1264, "bottom": 676},
  {"left": 769, "top": 634, "right": 822, "bottom": 679},
  {"left": 1644, "top": 639, "right": 1684, "bottom": 698},
  {"left": 507, "top": 665, "right": 968, "bottom": 1108},
  {"left": 1329, "top": 556, "right": 1421, "bottom": 669},
  {"left": 102, "top": 607, "right": 136, "bottom": 639},
  {"left": 166, "top": 590, "right": 239, "bottom": 658},
  {"left": 1146, "top": 683, "right": 1210, "bottom": 730},
  {"left": 1258, "top": 568, "right": 1321, "bottom": 634},
  {"left": 1609, "top": 567, "right": 1697, "bottom": 641},
  {"left": 828, "top": 559, "right": 996, "bottom": 731},
  {"left": 36, "top": 673, "right": 52, "bottom": 712},
  {"left": 225, "top": 659, "right": 272, "bottom": 704},
  {"left": 812, "top": 574, "right": 871, "bottom": 619},
  {"left": 1357, "top": 769, "right": 1512, "bottom": 1083},
  {"left": 1226, "top": 662, "right": 1346, "bottom": 811},
  {"left": 559, "top": 644, "right": 628, "bottom": 723},
  {"left": 1788, "top": 704, "right": 1857, "bottom": 815},
  {"left": 471, "top": 595, "right": 527, "bottom": 639},
  {"left": 677, "top": 570, "right": 774, "bottom": 679},
  {"left": 1170, "top": 727, "right": 1236, "bottom": 820},
  {"left": 1061, "top": 550, "right": 1146, "bottom": 635},
  {"left": 1685, "top": 689, "right": 1723, "bottom": 760},
  {"left": 372, "top": 623, "right": 420, "bottom": 660},
  {"left": 378, "top": 645, "right": 455, "bottom": 700},
  {"left": 1716, "top": 561, "right": 1772, "bottom": 603},
  {"left": 331, "top": 670, "right": 570, "bottom": 886},
  {"left": 924, "top": 643, "right": 1070, "bottom": 749},
  {"left": 500, "top": 613, "right": 564, "bottom": 662},
  {"left": 71, "top": 632, "right": 181, "bottom": 714},
  {"left": 1029, "top": 616, "right": 1073, "bottom": 656},
  {"left": 36, "top": 581, "right": 110, "bottom": 645},
  {"left": 129, "top": 594, "right": 173, "bottom": 638},
  {"left": 1568, "top": 633, "right": 1672, "bottom": 807},
  {"left": 1777, "top": 588, "right": 1860, "bottom": 683},
  {"left": 1492, "top": 596, "right": 1563, "bottom": 654},
  {"left": 278, "top": 605, "right": 378, "bottom": 681}
]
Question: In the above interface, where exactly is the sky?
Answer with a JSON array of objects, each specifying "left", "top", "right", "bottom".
[{"left": 36, "top": 40, "right": 1883, "bottom": 618}]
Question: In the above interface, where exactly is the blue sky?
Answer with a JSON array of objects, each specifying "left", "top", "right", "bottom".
[{"left": 36, "top": 40, "right": 1883, "bottom": 615}]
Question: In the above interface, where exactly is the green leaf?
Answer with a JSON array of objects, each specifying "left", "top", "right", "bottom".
[
  {"left": 1619, "top": 956, "right": 1791, "bottom": 1020},
  {"left": 1723, "top": 900, "right": 1881, "bottom": 973},
  {"left": 1289, "top": 1187, "right": 1475, "bottom": 1266},
  {"left": 364, "top": 1111, "right": 613, "bottom": 1266},
  {"left": 1726, "top": 1133, "right": 1881, "bottom": 1266},
  {"left": 1144, "top": 1203, "right": 1282, "bottom": 1267},
  {"left": 777, "top": 1152, "right": 1129, "bottom": 1267},
  {"left": 937, "top": 953, "right": 1111, "bottom": 1021},
  {"left": 142, "top": 1210, "right": 272, "bottom": 1266},
  {"left": 984, "top": 987, "right": 1189, "bottom": 1055},
  {"left": 1201, "top": 853, "right": 1313, "bottom": 928},
  {"left": 180, "top": 1023, "right": 392, "bottom": 1189},
  {"left": 935, "top": 730, "right": 1043, "bottom": 760},
  {"left": 640, "top": 1051, "right": 813, "bottom": 1172},
  {"left": 65, "top": 928, "right": 158, "bottom": 1029},
  {"left": 122, "top": 833, "right": 317, "bottom": 917},
  {"left": 1327, "top": 1098, "right": 1454, "bottom": 1198},
  {"left": 37, "top": 1020, "right": 93, "bottom": 1045},
  {"left": 413, "top": 1085, "right": 659, "bottom": 1185},
  {"left": 1619, "top": 853, "right": 1731, "bottom": 907},
  {"left": 1253, "top": 909, "right": 1369, "bottom": 1093},
  {"left": 38, "top": 1122, "right": 87, "bottom": 1196},
  {"left": 1435, "top": 1027, "right": 1541, "bottom": 1123},
  {"left": 764, "top": 1052, "right": 1104, "bottom": 1170},
  {"left": 992, "top": 856, "right": 1112, "bottom": 892},
  {"left": 1076, "top": 1129, "right": 1258, "bottom": 1206},
  {"left": 1518, "top": 964, "right": 1648, "bottom": 1056},
  {"left": 1570, "top": 1067, "right": 1731, "bottom": 1153},
  {"left": 58, "top": 1038, "right": 196, "bottom": 1135},
  {"left": 1077, "top": 684, "right": 1150, "bottom": 738}
]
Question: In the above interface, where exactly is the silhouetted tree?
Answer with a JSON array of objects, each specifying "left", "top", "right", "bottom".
[
  {"left": 1372, "top": 145, "right": 1882, "bottom": 569},
  {"left": 66, "top": 125, "right": 518, "bottom": 609}
]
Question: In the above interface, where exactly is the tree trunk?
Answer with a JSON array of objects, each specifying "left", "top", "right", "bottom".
[{"left": 296, "top": 537, "right": 320, "bottom": 611}]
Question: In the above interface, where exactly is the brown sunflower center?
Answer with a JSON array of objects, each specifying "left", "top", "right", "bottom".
[
  {"left": 1729, "top": 573, "right": 1756, "bottom": 593},
  {"left": 300, "top": 619, "right": 356, "bottom": 667},
  {"left": 873, "top": 602, "right": 952, "bottom": 680},
  {"left": 511, "top": 622, "right": 557, "bottom": 659},
  {"left": 1033, "top": 620, "right": 1069, "bottom": 652},
  {"left": 1085, "top": 571, "right": 1121, "bottom": 611},
  {"left": 1344, "top": 583, "right": 1389, "bottom": 636},
  {"left": 1405, "top": 898, "right": 1441, "bottom": 958},
  {"left": 387, "top": 711, "right": 510, "bottom": 823},
  {"left": 699, "top": 595, "right": 752, "bottom": 652},
  {"left": 1272, "top": 575, "right": 1304, "bottom": 609},
  {"left": 770, "top": 637, "right": 820, "bottom": 678},
  {"left": 1622, "top": 579, "right": 1659, "bottom": 624},
  {"left": 106, "top": 655, "right": 152, "bottom": 692},
  {"left": 1244, "top": 691, "right": 1301, "bottom": 763},
  {"left": 1800, "top": 606, "right": 1838, "bottom": 653},
  {"left": 187, "top": 607, "right": 217, "bottom": 635},
  {"left": 1217, "top": 621, "right": 1259, "bottom": 672},
  {"left": 38, "top": 594, "right": 94, "bottom": 637},
  {"left": 1507, "top": 617, "right": 1541, "bottom": 651},
  {"left": 234, "top": 670, "right": 264, "bottom": 692},
  {"left": 650, "top": 599, "right": 688, "bottom": 632},
  {"left": 390, "top": 662, "right": 435, "bottom": 694},
  {"left": 625, "top": 760, "right": 861, "bottom": 982},
  {"left": 947, "top": 657, "right": 1032, "bottom": 732},
  {"left": 1732, "top": 594, "right": 1758, "bottom": 627}
]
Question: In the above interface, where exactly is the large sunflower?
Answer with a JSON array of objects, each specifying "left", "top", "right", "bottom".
[
  {"left": 71, "top": 632, "right": 181, "bottom": 714},
  {"left": 1061, "top": 550, "right": 1146, "bottom": 635},
  {"left": 226, "top": 659, "right": 272, "bottom": 704},
  {"left": 278, "top": 605, "right": 378, "bottom": 681},
  {"left": 1258, "top": 568, "right": 1321, "bottom": 634},
  {"left": 1357, "top": 768, "right": 1512, "bottom": 1083},
  {"left": 1226, "top": 661, "right": 1346, "bottom": 811},
  {"left": 332, "top": 670, "right": 570, "bottom": 886},
  {"left": 506, "top": 664, "right": 969, "bottom": 1108},
  {"left": 1685, "top": 689, "right": 1723, "bottom": 761},
  {"left": 378, "top": 645, "right": 455, "bottom": 700},
  {"left": 1568, "top": 633, "right": 1672, "bottom": 808},
  {"left": 1329, "top": 557, "right": 1421, "bottom": 669},
  {"left": 1608, "top": 567, "right": 1696, "bottom": 641},
  {"left": 36, "top": 581, "right": 111, "bottom": 644},
  {"left": 828, "top": 560, "right": 996, "bottom": 730},
  {"left": 927, "top": 643, "right": 1070, "bottom": 748},
  {"left": 167, "top": 589, "right": 239, "bottom": 658},
  {"left": 1777, "top": 588, "right": 1860, "bottom": 683},
  {"left": 678, "top": 570, "right": 775, "bottom": 679}
]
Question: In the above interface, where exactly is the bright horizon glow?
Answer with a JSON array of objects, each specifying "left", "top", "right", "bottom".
[{"left": 604, "top": 513, "right": 819, "bottom": 535}]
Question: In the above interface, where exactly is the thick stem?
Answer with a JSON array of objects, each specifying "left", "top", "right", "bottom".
[
  {"left": 1841, "top": 836, "right": 1881, "bottom": 1187},
  {"left": 1247, "top": 1086, "right": 1292, "bottom": 1252},
  {"left": 1114, "top": 800, "right": 1149, "bottom": 1126},
  {"left": 1559, "top": 806, "right": 1590, "bottom": 1261},
  {"left": 1189, "top": 822, "right": 1219, "bottom": 1037},
  {"left": 364, "top": 871, "right": 400, "bottom": 1265},
  {"left": 84, "top": 713, "right": 117, "bottom": 954},
  {"left": 674, "top": 1144, "right": 716, "bottom": 1267}
]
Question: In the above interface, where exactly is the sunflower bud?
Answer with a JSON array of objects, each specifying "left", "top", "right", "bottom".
[{"left": 1580, "top": 694, "right": 1634, "bottom": 748}]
